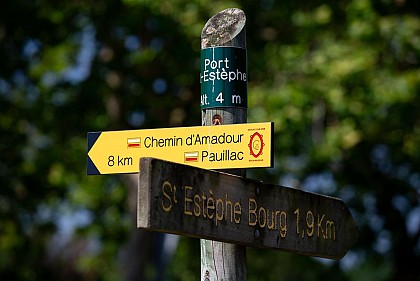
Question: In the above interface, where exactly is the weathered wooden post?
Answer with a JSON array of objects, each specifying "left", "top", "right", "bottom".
[
  {"left": 88, "top": 7, "right": 359, "bottom": 281},
  {"left": 200, "top": 8, "right": 247, "bottom": 281}
]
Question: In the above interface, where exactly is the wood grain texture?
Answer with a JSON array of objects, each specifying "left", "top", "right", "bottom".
[
  {"left": 200, "top": 7, "right": 247, "bottom": 281},
  {"left": 201, "top": 8, "right": 246, "bottom": 49},
  {"left": 137, "top": 158, "right": 359, "bottom": 260}
]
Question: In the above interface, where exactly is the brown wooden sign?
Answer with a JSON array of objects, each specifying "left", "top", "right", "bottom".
[{"left": 137, "top": 158, "right": 359, "bottom": 259}]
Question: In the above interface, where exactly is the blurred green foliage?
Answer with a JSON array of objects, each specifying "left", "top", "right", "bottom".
[{"left": 0, "top": 0, "right": 419, "bottom": 280}]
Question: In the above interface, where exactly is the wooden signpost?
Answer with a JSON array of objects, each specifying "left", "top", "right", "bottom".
[
  {"left": 137, "top": 157, "right": 359, "bottom": 260},
  {"left": 87, "top": 7, "right": 359, "bottom": 281},
  {"left": 200, "top": 8, "right": 248, "bottom": 280}
]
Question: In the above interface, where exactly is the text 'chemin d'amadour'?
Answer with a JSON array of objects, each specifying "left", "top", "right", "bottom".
[{"left": 87, "top": 122, "right": 273, "bottom": 174}]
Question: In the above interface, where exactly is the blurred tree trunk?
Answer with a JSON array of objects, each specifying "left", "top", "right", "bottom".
[{"left": 120, "top": 174, "right": 157, "bottom": 281}]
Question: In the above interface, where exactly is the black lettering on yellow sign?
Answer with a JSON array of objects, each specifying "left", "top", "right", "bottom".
[
  {"left": 185, "top": 133, "right": 244, "bottom": 146},
  {"left": 144, "top": 136, "right": 183, "bottom": 148},
  {"left": 108, "top": 155, "right": 133, "bottom": 166},
  {"left": 201, "top": 150, "right": 244, "bottom": 162}
]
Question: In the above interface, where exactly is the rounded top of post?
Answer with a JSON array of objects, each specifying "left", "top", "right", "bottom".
[{"left": 201, "top": 8, "right": 246, "bottom": 49}]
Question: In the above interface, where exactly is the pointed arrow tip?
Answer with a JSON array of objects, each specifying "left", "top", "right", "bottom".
[
  {"left": 87, "top": 132, "right": 102, "bottom": 175},
  {"left": 87, "top": 155, "right": 101, "bottom": 175},
  {"left": 337, "top": 208, "right": 359, "bottom": 259}
]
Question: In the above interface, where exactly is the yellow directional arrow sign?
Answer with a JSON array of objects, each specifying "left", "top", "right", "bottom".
[{"left": 87, "top": 122, "right": 273, "bottom": 175}]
